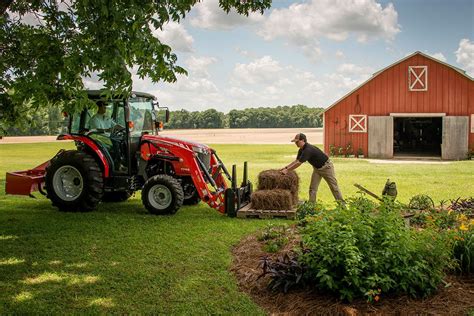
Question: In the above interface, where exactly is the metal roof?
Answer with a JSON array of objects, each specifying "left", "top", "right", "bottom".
[
  {"left": 86, "top": 90, "right": 157, "bottom": 100},
  {"left": 321, "top": 51, "right": 473, "bottom": 115}
]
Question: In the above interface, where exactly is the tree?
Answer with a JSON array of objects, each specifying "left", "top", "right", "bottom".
[{"left": 0, "top": 0, "right": 271, "bottom": 133}]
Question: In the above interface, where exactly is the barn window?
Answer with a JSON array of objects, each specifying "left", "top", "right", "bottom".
[
  {"left": 349, "top": 115, "right": 367, "bottom": 133},
  {"left": 408, "top": 66, "right": 428, "bottom": 91}
]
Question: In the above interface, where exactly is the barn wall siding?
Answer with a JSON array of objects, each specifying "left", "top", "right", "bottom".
[{"left": 324, "top": 53, "right": 474, "bottom": 157}]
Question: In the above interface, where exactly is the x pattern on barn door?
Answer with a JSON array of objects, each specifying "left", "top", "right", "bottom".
[
  {"left": 408, "top": 66, "right": 428, "bottom": 91},
  {"left": 349, "top": 115, "right": 367, "bottom": 133}
]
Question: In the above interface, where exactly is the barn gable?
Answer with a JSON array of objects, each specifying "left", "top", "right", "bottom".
[{"left": 322, "top": 51, "right": 474, "bottom": 160}]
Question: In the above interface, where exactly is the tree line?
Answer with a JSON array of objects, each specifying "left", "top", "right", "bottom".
[
  {"left": 165, "top": 105, "right": 324, "bottom": 129},
  {"left": 2, "top": 104, "right": 323, "bottom": 136}
]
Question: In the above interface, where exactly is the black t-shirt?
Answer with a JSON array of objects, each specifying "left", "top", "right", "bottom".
[{"left": 296, "top": 143, "right": 328, "bottom": 169}]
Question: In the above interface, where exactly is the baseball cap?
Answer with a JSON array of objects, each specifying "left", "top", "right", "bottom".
[{"left": 291, "top": 133, "right": 307, "bottom": 143}]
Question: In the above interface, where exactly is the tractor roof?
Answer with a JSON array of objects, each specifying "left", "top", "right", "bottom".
[{"left": 86, "top": 90, "right": 156, "bottom": 100}]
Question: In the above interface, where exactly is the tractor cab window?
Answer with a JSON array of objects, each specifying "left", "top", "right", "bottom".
[
  {"left": 128, "top": 97, "right": 155, "bottom": 137},
  {"left": 86, "top": 101, "right": 125, "bottom": 130}
]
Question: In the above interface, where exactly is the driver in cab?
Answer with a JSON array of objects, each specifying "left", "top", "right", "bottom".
[
  {"left": 89, "top": 100, "right": 126, "bottom": 171},
  {"left": 89, "top": 101, "right": 120, "bottom": 131}
]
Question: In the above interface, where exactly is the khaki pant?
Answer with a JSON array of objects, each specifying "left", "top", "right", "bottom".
[{"left": 309, "top": 160, "right": 343, "bottom": 202}]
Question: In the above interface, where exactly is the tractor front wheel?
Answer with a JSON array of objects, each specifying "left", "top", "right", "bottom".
[
  {"left": 142, "top": 175, "right": 184, "bottom": 215},
  {"left": 45, "top": 150, "right": 104, "bottom": 212}
]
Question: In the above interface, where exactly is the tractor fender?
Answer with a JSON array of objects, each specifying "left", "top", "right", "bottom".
[{"left": 57, "top": 134, "right": 110, "bottom": 177}]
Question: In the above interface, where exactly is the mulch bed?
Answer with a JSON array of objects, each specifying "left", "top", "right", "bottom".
[{"left": 230, "top": 230, "right": 474, "bottom": 315}]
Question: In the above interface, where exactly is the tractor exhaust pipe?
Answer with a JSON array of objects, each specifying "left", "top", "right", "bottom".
[
  {"left": 241, "top": 161, "right": 248, "bottom": 187},
  {"left": 231, "top": 164, "right": 237, "bottom": 190}
]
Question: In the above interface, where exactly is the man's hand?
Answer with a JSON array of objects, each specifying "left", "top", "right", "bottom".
[{"left": 280, "top": 167, "right": 288, "bottom": 175}]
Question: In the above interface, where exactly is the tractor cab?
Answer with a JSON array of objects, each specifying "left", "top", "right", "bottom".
[{"left": 65, "top": 91, "right": 166, "bottom": 176}]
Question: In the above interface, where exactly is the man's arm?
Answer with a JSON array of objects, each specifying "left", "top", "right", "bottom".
[{"left": 280, "top": 160, "right": 302, "bottom": 174}]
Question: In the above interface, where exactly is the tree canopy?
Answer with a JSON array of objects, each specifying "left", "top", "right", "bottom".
[{"left": 0, "top": 0, "right": 271, "bottom": 130}]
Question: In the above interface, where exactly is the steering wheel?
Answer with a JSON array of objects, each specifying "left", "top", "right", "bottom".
[{"left": 110, "top": 125, "right": 126, "bottom": 139}]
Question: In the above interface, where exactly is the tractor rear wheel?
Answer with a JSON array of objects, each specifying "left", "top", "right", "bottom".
[
  {"left": 142, "top": 175, "right": 184, "bottom": 215},
  {"left": 45, "top": 150, "right": 104, "bottom": 212}
]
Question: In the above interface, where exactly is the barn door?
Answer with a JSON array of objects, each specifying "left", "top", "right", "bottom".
[
  {"left": 441, "top": 116, "right": 468, "bottom": 160},
  {"left": 368, "top": 116, "right": 393, "bottom": 158}
]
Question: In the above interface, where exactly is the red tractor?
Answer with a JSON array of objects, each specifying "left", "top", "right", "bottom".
[{"left": 5, "top": 91, "right": 252, "bottom": 216}]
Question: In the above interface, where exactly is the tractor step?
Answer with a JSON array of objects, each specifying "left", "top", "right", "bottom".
[{"left": 236, "top": 203, "right": 296, "bottom": 220}]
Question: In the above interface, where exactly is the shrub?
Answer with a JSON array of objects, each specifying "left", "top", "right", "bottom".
[
  {"left": 296, "top": 201, "right": 326, "bottom": 223},
  {"left": 449, "top": 197, "right": 474, "bottom": 217},
  {"left": 329, "top": 144, "right": 336, "bottom": 157},
  {"left": 345, "top": 193, "right": 377, "bottom": 213},
  {"left": 410, "top": 208, "right": 458, "bottom": 230},
  {"left": 298, "top": 200, "right": 453, "bottom": 302},
  {"left": 259, "top": 253, "right": 305, "bottom": 293},
  {"left": 451, "top": 215, "right": 474, "bottom": 275},
  {"left": 408, "top": 194, "right": 435, "bottom": 210},
  {"left": 257, "top": 224, "right": 289, "bottom": 253}
]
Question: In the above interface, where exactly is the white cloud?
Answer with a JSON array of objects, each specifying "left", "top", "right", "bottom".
[
  {"left": 185, "top": 56, "right": 218, "bottom": 78},
  {"left": 190, "top": 0, "right": 264, "bottom": 30},
  {"left": 232, "top": 56, "right": 283, "bottom": 85},
  {"left": 257, "top": 0, "right": 400, "bottom": 62},
  {"left": 337, "top": 63, "right": 374, "bottom": 76},
  {"left": 227, "top": 56, "right": 326, "bottom": 108},
  {"left": 152, "top": 21, "right": 194, "bottom": 53},
  {"left": 455, "top": 38, "right": 474, "bottom": 76},
  {"left": 425, "top": 52, "right": 447, "bottom": 62},
  {"left": 335, "top": 51, "right": 345, "bottom": 59}
]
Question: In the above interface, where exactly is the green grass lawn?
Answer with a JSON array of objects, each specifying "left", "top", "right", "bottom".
[{"left": 1, "top": 142, "right": 473, "bottom": 314}]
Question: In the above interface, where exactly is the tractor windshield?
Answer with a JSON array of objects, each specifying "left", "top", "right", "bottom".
[{"left": 128, "top": 97, "right": 155, "bottom": 136}]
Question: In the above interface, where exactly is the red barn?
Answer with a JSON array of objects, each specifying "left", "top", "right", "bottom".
[{"left": 322, "top": 51, "right": 474, "bottom": 160}]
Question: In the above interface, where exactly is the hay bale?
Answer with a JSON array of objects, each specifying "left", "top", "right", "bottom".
[
  {"left": 257, "top": 169, "right": 299, "bottom": 204},
  {"left": 251, "top": 189, "right": 293, "bottom": 210}
]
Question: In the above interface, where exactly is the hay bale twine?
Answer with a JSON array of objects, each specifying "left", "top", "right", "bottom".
[
  {"left": 251, "top": 189, "right": 293, "bottom": 210},
  {"left": 257, "top": 169, "right": 299, "bottom": 204}
]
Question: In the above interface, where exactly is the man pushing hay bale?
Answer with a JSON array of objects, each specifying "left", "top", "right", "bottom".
[{"left": 249, "top": 169, "right": 299, "bottom": 211}]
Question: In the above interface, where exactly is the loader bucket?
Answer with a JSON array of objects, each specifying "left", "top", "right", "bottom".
[{"left": 5, "top": 160, "right": 49, "bottom": 196}]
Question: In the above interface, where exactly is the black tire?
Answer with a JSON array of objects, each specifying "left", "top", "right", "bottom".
[
  {"left": 182, "top": 178, "right": 201, "bottom": 205},
  {"left": 45, "top": 150, "right": 104, "bottom": 212},
  {"left": 102, "top": 191, "right": 132, "bottom": 202},
  {"left": 142, "top": 175, "right": 184, "bottom": 215}
]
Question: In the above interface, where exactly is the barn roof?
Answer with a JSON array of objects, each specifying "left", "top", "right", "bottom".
[{"left": 321, "top": 51, "right": 474, "bottom": 114}]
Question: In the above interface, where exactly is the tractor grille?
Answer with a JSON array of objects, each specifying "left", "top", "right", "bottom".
[{"left": 198, "top": 152, "right": 211, "bottom": 171}]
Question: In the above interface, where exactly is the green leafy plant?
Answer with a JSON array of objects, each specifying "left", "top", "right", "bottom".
[
  {"left": 329, "top": 144, "right": 336, "bottom": 157},
  {"left": 298, "top": 200, "right": 453, "bottom": 302},
  {"left": 410, "top": 209, "right": 458, "bottom": 229},
  {"left": 467, "top": 149, "right": 474, "bottom": 160},
  {"left": 409, "top": 194, "right": 435, "bottom": 210},
  {"left": 345, "top": 142, "right": 353, "bottom": 157},
  {"left": 296, "top": 201, "right": 326, "bottom": 223},
  {"left": 452, "top": 229, "right": 474, "bottom": 275},
  {"left": 346, "top": 193, "right": 377, "bottom": 213},
  {"left": 257, "top": 224, "right": 290, "bottom": 253},
  {"left": 357, "top": 147, "right": 364, "bottom": 157},
  {"left": 337, "top": 146, "right": 344, "bottom": 157}
]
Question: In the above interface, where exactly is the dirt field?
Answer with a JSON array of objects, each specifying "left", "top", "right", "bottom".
[{"left": 0, "top": 128, "right": 324, "bottom": 145}]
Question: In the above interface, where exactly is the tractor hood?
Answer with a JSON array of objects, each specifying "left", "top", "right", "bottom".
[{"left": 141, "top": 134, "right": 211, "bottom": 153}]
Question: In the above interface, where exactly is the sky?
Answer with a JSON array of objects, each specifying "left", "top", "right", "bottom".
[{"left": 87, "top": 0, "right": 474, "bottom": 113}]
